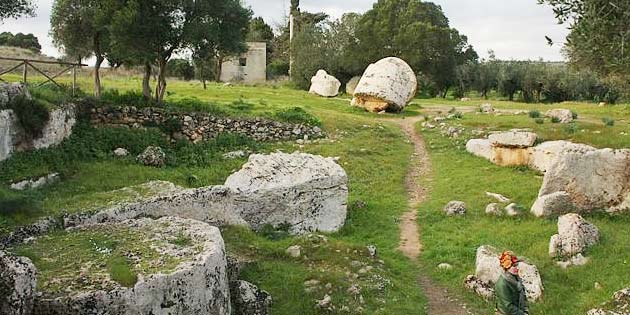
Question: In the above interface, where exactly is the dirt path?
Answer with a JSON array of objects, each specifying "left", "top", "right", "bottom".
[{"left": 392, "top": 116, "right": 474, "bottom": 315}]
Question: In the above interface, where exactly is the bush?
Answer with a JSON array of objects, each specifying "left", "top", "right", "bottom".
[
  {"left": 267, "top": 61, "right": 290, "bottom": 79},
  {"left": 535, "top": 118, "right": 545, "bottom": 124},
  {"left": 551, "top": 117, "right": 561, "bottom": 123},
  {"left": 9, "top": 96, "right": 50, "bottom": 139},
  {"left": 274, "top": 107, "right": 322, "bottom": 126},
  {"left": 602, "top": 117, "right": 615, "bottom": 126},
  {"left": 101, "top": 90, "right": 154, "bottom": 107},
  {"left": 528, "top": 110, "right": 541, "bottom": 118},
  {"left": 571, "top": 110, "right": 579, "bottom": 119}
]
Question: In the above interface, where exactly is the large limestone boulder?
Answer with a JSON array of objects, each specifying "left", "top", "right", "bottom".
[
  {"left": 30, "top": 217, "right": 231, "bottom": 315},
  {"left": 587, "top": 288, "right": 630, "bottom": 315},
  {"left": 549, "top": 213, "right": 600, "bottom": 258},
  {"left": 0, "top": 110, "right": 20, "bottom": 162},
  {"left": 466, "top": 139, "right": 494, "bottom": 161},
  {"left": 0, "top": 83, "right": 31, "bottom": 107},
  {"left": 0, "top": 251, "right": 37, "bottom": 315},
  {"left": 66, "top": 153, "right": 349, "bottom": 235},
  {"left": 346, "top": 76, "right": 361, "bottom": 95},
  {"left": 488, "top": 130, "right": 537, "bottom": 148},
  {"left": 31, "top": 104, "right": 76, "bottom": 150},
  {"left": 545, "top": 109, "right": 574, "bottom": 123},
  {"left": 352, "top": 57, "right": 417, "bottom": 113},
  {"left": 535, "top": 148, "right": 630, "bottom": 215},
  {"left": 529, "top": 141, "right": 595, "bottom": 173},
  {"left": 309, "top": 70, "right": 341, "bottom": 97},
  {"left": 225, "top": 152, "right": 348, "bottom": 233},
  {"left": 531, "top": 191, "right": 574, "bottom": 217},
  {"left": 466, "top": 138, "right": 533, "bottom": 167},
  {"left": 465, "top": 245, "right": 544, "bottom": 302}
]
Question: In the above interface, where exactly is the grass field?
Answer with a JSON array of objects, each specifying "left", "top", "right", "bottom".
[{"left": 1, "top": 73, "right": 629, "bottom": 314}]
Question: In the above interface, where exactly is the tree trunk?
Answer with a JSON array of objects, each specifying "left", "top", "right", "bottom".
[
  {"left": 94, "top": 55, "right": 104, "bottom": 98},
  {"left": 156, "top": 57, "right": 168, "bottom": 103},
  {"left": 142, "top": 62, "right": 152, "bottom": 101},
  {"left": 215, "top": 56, "right": 223, "bottom": 83}
]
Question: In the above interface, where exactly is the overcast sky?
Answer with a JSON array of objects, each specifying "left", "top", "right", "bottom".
[{"left": 0, "top": 0, "right": 570, "bottom": 62}]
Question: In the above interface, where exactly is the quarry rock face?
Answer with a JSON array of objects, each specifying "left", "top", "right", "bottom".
[
  {"left": 535, "top": 148, "right": 630, "bottom": 215},
  {"left": 549, "top": 213, "right": 599, "bottom": 258},
  {"left": 465, "top": 245, "right": 543, "bottom": 302},
  {"left": 224, "top": 152, "right": 349, "bottom": 233},
  {"left": 31, "top": 217, "right": 231, "bottom": 315},
  {"left": 545, "top": 109, "right": 574, "bottom": 123},
  {"left": 0, "top": 251, "right": 37, "bottom": 315},
  {"left": 67, "top": 153, "right": 349, "bottom": 235},
  {"left": 345, "top": 76, "right": 361, "bottom": 95},
  {"left": 0, "top": 83, "right": 31, "bottom": 107},
  {"left": 309, "top": 70, "right": 341, "bottom": 97},
  {"left": 352, "top": 57, "right": 417, "bottom": 113}
]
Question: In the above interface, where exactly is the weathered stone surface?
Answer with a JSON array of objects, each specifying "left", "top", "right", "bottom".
[
  {"left": 0, "top": 110, "right": 20, "bottom": 162},
  {"left": 466, "top": 139, "right": 494, "bottom": 161},
  {"left": 32, "top": 217, "right": 231, "bottom": 315},
  {"left": 587, "top": 288, "right": 630, "bottom": 315},
  {"left": 488, "top": 130, "right": 537, "bottom": 148},
  {"left": 545, "top": 109, "right": 574, "bottom": 123},
  {"left": 0, "top": 217, "right": 60, "bottom": 249},
  {"left": 549, "top": 213, "right": 599, "bottom": 258},
  {"left": 485, "top": 203, "right": 503, "bottom": 216},
  {"left": 0, "top": 83, "right": 30, "bottom": 107},
  {"left": 352, "top": 57, "right": 417, "bottom": 113},
  {"left": 309, "top": 70, "right": 341, "bottom": 97},
  {"left": 536, "top": 148, "right": 630, "bottom": 214},
  {"left": 345, "top": 76, "right": 361, "bottom": 96},
  {"left": 486, "top": 192, "right": 510, "bottom": 203},
  {"left": 505, "top": 203, "right": 522, "bottom": 217},
  {"left": 224, "top": 152, "right": 348, "bottom": 233},
  {"left": 529, "top": 141, "right": 596, "bottom": 173},
  {"left": 32, "top": 104, "right": 76, "bottom": 150},
  {"left": 66, "top": 153, "right": 349, "bottom": 235},
  {"left": 286, "top": 245, "right": 301, "bottom": 258},
  {"left": 531, "top": 191, "right": 575, "bottom": 217},
  {"left": 480, "top": 103, "right": 494, "bottom": 113},
  {"left": 10, "top": 173, "right": 60, "bottom": 191},
  {"left": 443, "top": 201, "right": 467, "bottom": 216},
  {"left": 0, "top": 251, "right": 37, "bottom": 315},
  {"left": 137, "top": 146, "right": 166, "bottom": 167},
  {"left": 466, "top": 138, "right": 532, "bottom": 167},
  {"left": 467, "top": 245, "right": 544, "bottom": 302},
  {"left": 230, "top": 280, "right": 272, "bottom": 315}
]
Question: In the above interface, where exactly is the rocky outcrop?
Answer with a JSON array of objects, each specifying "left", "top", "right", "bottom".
[
  {"left": 0, "top": 251, "right": 37, "bottom": 315},
  {"left": 545, "top": 109, "right": 574, "bottom": 123},
  {"left": 309, "top": 70, "right": 341, "bottom": 97},
  {"left": 31, "top": 217, "right": 231, "bottom": 315},
  {"left": 352, "top": 57, "right": 417, "bottom": 113},
  {"left": 345, "top": 76, "right": 361, "bottom": 96},
  {"left": 534, "top": 148, "right": 630, "bottom": 216},
  {"left": 549, "top": 213, "right": 600, "bottom": 259},
  {"left": 230, "top": 280, "right": 272, "bottom": 315},
  {"left": 137, "top": 146, "right": 166, "bottom": 167},
  {"left": 90, "top": 106, "right": 324, "bottom": 143},
  {"left": 66, "top": 153, "right": 348, "bottom": 235},
  {"left": 464, "top": 245, "right": 543, "bottom": 302},
  {"left": 587, "top": 288, "right": 630, "bottom": 315},
  {"left": 0, "top": 83, "right": 30, "bottom": 107}
]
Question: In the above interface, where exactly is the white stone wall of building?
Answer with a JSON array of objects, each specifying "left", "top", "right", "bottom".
[{"left": 220, "top": 42, "right": 267, "bottom": 83}]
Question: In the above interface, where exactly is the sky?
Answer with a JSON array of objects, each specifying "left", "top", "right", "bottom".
[{"left": 0, "top": 0, "right": 570, "bottom": 62}]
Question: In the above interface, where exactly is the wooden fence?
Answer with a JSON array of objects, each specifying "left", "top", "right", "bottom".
[{"left": 0, "top": 57, "right": 87, "bottom": 95}]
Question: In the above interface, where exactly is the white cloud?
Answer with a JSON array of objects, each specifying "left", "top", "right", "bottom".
[{"left": 0, "top": 0, "right": 570, "bottom": 62}]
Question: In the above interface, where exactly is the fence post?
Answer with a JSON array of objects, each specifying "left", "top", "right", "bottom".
[
  {"left": 72, "top": 66, "right": 77, "bottom": 96},
  {"left": 22, "top": 61, "right": 27, "bottom": 84}
]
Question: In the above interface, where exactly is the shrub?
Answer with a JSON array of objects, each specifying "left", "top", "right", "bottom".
[
  {"left": 551, "top": 117, "right": 561, "bottom": 123},
  {"left": 267, "top": 60, "right": 289, "bottom": 78},
  {"left": 274, "top": 107, "right": 322, "bottom": 126},
  {"left": 9, "top": 95, "right": 50, "bottom": 139},
  {"left": 451, "top": 112, "right": 463, "bottom": 119},
  {"left": 563, "top": 123, "right": 579, "bottom": 134},
  {"left": 571, "top": 110, "right": 579, "bottom": 119},
  {"left": 602, "top": 117, "right": 615, "bottom": 126},
  {"left": 528, "top": 110, "right": 541, "bottom": 118},
  {"left": 535, "top": 118, "right": 545, "bottom": 124}
]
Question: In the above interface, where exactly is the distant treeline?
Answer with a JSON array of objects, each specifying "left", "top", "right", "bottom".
[{"left": 0, "top": 32, "right": 41, "bottom": 54}]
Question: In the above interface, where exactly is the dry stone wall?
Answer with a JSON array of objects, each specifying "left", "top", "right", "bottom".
[{"left": 90, "top": 106, "right": 324, "bottom": 143}]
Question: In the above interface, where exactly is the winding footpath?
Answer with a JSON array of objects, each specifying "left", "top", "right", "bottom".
[{"left": 393, "top": 116, "right": 475, "bottom": 315}]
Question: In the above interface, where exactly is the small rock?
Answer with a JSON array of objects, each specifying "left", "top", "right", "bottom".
[
  {"left": 317, "top": 294, "right": 332, "bottom": 308},
  {"left": 366, "top": 245, "right": 377, "bottom": 258},
  {"left": 438, "top": 263, "right": 453, "bottom": 270},
  {"left": 485, "top": 203, "right": 503, "bottom": 216},
  {"left": 594, "top": 282, "right": 603, "bottom": 290},
  {"left": 486, "top": 192, "right": 510, "bottom": 203},
  {"left": 113, "top": 148, "right": 129, "bottom": 157},
  {"left": 505, "top": 203, "right": 522, "bottom": 217},
  {"left": 286, "top": 245, "right": 301, "bottom": 258},
  {"left": 444, "top": 201, "right": 467, "bottom": 216},
  {"left": 223, "top": 150, "right": 247, "bottom": 159},
  {"left": 136, "top": 146, "right": 166, "bottom": 167}
]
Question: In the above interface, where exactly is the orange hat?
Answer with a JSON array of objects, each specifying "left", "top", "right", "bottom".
[{"left": 499, "top": 251, "right": 519, "bottom": 270}]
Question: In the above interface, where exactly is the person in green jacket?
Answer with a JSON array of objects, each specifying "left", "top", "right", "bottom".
[{"left": 495, "top": 251, "right": 529, "bottom": 315}]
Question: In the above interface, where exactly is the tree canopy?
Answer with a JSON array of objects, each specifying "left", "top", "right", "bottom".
[
  {"left": 0, "top": 32, "right": 41, "bottom": 53},
  {"left": 0, "top": 0, "right": 35, "bottom": 21}
]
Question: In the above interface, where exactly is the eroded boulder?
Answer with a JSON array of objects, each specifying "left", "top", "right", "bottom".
[
  {"left": 346, "top": 76, "right": 361, "bottom": 95},
  {"left": 545, "top": 109, "right": 574, "bottom": 123},
  {"left": 0, "top": 251, "right": 37, "bottom": 315},
  {"left": 535, "top": 148, "right": 630, "bottom": 215},
  {"left": 549, "top": 213, "right": 599, "bottom": 259},
  {"left": 309, "top": 70, "right": 341, "bottom": 97},
  {"left": 465, "top": 245, "right": 543, "bottom": 302},
  {"left": 352, "top": 57, "right": 417, "bottom": 113},
  {"left": 443, "top": 201, "right": 467, "bottom": 216},
  {"left": 531, "top": 191, "right": 574, "bottom": 217}
]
